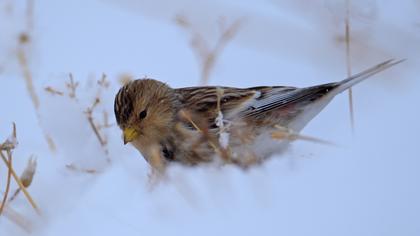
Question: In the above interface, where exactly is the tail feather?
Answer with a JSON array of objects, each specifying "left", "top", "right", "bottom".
[
  {"left": 286, "top": 59, "right": 404, "bottom": 131},
  {"left": 335, "top": 59, "right": 405, "bottom": 94}
]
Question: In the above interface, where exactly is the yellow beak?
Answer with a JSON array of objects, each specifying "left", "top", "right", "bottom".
[{"left": 123, "top": 127, "right": 139, "bottom": 145}]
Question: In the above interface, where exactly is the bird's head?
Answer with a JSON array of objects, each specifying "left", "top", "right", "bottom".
[{"left": 114, "top": 79, "right": 177, "bottom": 148}]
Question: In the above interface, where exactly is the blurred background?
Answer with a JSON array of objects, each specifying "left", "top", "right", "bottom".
[{"left": 0, "top": 0, "right": 419, "bottom": 235}]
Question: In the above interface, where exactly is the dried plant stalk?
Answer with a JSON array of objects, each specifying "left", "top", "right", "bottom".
[
  {"left": 66, "top": 73, "right": 79, "bottom": 99},
  {"left": 65, "top": 164, "right": 99, "bottom": 174},
  {"left": 214, "top": 88, "right": 231, "bottom": 160},
  {"left": 0, "top": 150, "right": 12, "bottom": 215},
  {"left": 20, "top": 156, "right": 37, "bottom": 187},
  {"left": 17, "top": 48, "right": 39, "bottom": 109},
  {"left": 46, "top": 75, "right": 111, "bottom": 160},
  {"left": 0, "top": 152, "right": 41, "bottom": 215},
  {"left": 0, "top": 123, "right": 17, "bottom": 150},
  {"left": 97, "top": 73, "right": 110, "bottom": 88},
  {"left": 272, "top": 125, "right": 336, "bottom": 146},
  {"left": 179, "top": 110, "right": 225, "bottom": 159},
  {"left": 44, "top": 132, "right": 56, "bottom": 152},
  {"left": 18, "top": 30, "right": 57, "bottom": 151},
  {"left": 175, "top": 15, "right": 242, "bottom": 85},
  {"left": 10, "top": 156, "right": 37, "bottom": 201},
  {"left": 86, "top": 75, "right": 112, "bottom": 160},
  {"left": 345, "top": 0, "right": 355, "bottom": 131},
  {"left": 85, "top": 98, "right": 110, "bottom": 159},
  {"left": 2, "top": 205, "right": 33, "bottom": 233},
  {"left": 44, "top": 86, "right": 64, "bottom": 96},
  {"left": 97, "top": 111, "right": 113, "bottom": 129}
]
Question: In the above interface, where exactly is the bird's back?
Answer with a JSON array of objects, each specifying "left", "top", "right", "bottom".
[{"left": 170, "top": 59, "right": 403, "bottom": 163}]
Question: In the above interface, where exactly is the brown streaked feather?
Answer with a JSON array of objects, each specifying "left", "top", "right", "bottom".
[
  {"left": 174, "top": 85, "right": 330, "bottom": 129},
  {"left": 172, "top": 59, "right": 404, "bottom": 130}
]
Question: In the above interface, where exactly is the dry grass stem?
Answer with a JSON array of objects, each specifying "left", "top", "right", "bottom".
[
  {"left": 345, "top": 0, "right": 355, "bottom": 131},
  {"left": 0, "top": 122, "right": 17, "bottom": 150},
  {"left": 179, "top": 110, "right": 202, "bottom": 131},
  {"left": 98, "top": 73, "right": 110, "bottom": 88},
  {"left": 46, "top": 75, "right": 112, "bottom": 160},
  {"left": 179, "top": 110, "right": 231, "bottom": 163},
  {"left": 44, "top": 132, "right": 56, "bottom": 152},
  {"left": 2, "top": 205, "right": 33, "bottom": 233},
  {"left": 175, "top": 15, "right": 242, "bottom": 85},
  {"left": 65, "top": 164, "right": 100, "bottom": 174},
  {"left": 96, "top": 111, "right": 114, "bottom": 130},
  {"left": 85, "top": 75, "right": 113, "bottom": 160},
  {"left": 17, "top": 29, "right": 57, "bottom": 151},
  {"left": 44, "top": 86, "right": 64, "bottom": 96},
  {"left": 20, "top": 156, "right": 37, "bottom": 187},
  {"left": 17, "top": 47, "right": 39, "bottom": 109},
  {"left": 0, "top": 124, "right": 41, "bottom": 215},
  {"left": 0, "top": 150, "right": 12, "bottom": 215},
  {"left": 10, "top": 156, "right": 37, "bottom": 202},
  {"left": 214, "top": 88, "right": 231, "bottom": 159},
  {"left": 0, "top": 130, "right": 28, "bottom": 230},
  {"left": 19, "top": 33, "right": 30, "bottom": 45},
  {"left": 85, "top": 98, "right": 110, "bottom": 159},
  {"left": 66, "top": 73, "right": 79, "bottom": 99},
  {"left": 0, "top": 151, "right": 40, "bottom": 215},
  {"left": 216, "top": 87, "right": 223, "bottom": 112},
  {"left": 272, "top": 125, "right": 336, "bottom": 146}
]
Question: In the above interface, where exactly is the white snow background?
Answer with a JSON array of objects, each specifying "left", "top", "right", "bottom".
[{"left": 1, "top": 0, "right": 419, "bottom": 235}]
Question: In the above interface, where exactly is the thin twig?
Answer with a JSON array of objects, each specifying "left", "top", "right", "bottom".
[
  {"left": 66, "top": 73, "right": 79, "bottom": 99},
  {"left": 179, "top": 110, "right": 229, "bottom": 162},
  {"left": 0, "top": 152, "right": 41, "bottom": 215},
  {"left": 97, "top": 111, "right": 114, "bottom": 130},
  {"left": 175, "top": 15, "right": 242, "bottom": 85},
  {"left": 65, "top": 164, "right": 100, "bottom": 174},
  {"left": 0, "top": 150, "right": 12, "bottom": 215},
  {"left": 200, "top": 20, "right": 241, "bottom": 84},
  {"left": 97, "top": 73, "right": 110, "bottom": 88},
  {"left": 272, "top": 125, "right": 336, "bottom": 146},
  {"left": 17, "top": 48, "right": 39, "bottom": 109},
  {"left": 47, "top": 74, "right": 111, "bottom": 159},
  {"left": 44, "top": 86, "right": 64, "bottom": 96},
  {"left": 85, "top": 98, "right": 110, "bottom": 161},
  {"left": 345, "top": 0, "right": 355, "bottom": 132},
  {"left": 214, "top": 88, "right": 231, "bottom": 159},
  {"left": 18, "top": 27, "right": 57, "bottom": 151}
]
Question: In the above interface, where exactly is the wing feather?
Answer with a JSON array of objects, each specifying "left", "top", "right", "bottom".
[{"left": 174, "top": 59, "right": 402, "bottom": 130}]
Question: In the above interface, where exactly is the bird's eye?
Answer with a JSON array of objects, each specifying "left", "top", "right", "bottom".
[{"left": 139, "top": 109, "right": 147, "bottom": 120}]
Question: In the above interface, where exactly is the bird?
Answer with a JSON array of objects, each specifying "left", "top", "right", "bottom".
[{"left": 114, "top": 59, "right": 403, "bottom": 168}]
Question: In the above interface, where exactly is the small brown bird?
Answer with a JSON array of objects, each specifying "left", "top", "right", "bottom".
[{"left": 114, "top": 59, "right": 402, "bottom": 168}]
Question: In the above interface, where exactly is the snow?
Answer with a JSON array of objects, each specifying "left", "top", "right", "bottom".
[{"left": 1, "top": 0, "right": 420, "bottom": 235}]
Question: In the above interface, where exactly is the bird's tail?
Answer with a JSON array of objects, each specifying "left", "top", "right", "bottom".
[
  {"left": 286, "top": 59, "right": 404, "bottom": 131},
  {"left": 334, "top": 59, "right": 405, "bottom": 94}
]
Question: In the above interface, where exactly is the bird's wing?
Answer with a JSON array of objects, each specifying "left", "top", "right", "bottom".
[
  {"left": 175, "top": 59, "right": 403, "bottom": 130},
  {"left": 175, "top": 85, "right": 328, "bottom": 127}
]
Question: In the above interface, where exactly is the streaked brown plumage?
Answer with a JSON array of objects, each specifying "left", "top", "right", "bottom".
[{"left": 114, "top": 59, "right": 403, "bottom": 168}]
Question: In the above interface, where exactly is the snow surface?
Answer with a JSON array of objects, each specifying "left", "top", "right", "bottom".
[{"left": 1, "top": 0, "right": 420, "bottom": 235}]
